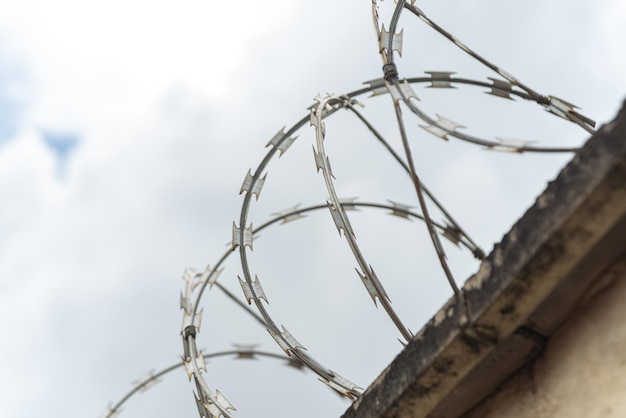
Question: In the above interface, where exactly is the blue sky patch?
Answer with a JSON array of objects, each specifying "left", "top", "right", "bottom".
[
  {"left": 0, "top": 51, "right": 25, "bottom": 148},
  {"left": 41, "top": 130, "right": 80, "bottom": 178}
]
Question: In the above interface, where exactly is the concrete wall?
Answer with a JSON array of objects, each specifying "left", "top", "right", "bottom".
[{"left": 465, "top": 256, "right": 626, "bottom": 418}]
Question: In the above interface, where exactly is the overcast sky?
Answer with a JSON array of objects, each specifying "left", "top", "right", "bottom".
[{"left": 1, "top": 1, "right": 625, "bottom": 417}]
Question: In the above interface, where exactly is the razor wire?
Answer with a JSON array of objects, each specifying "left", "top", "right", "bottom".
[
  {"left": 102, "top": 1, "right": 596, "bottom": 416},
  {"left": 101, "top": 200, "right": 483, "bottom": 417},
  {"left": 100, "top": 348, "right": 304, "bottom": 418}
]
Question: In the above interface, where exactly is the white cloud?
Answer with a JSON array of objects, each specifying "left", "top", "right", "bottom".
[
  {"left": 0, "top": 1, "right": 624, "bottom": 417},
  {"left": 597, "top": 0, "right": 626, "bottom": 91},
  {"left": 0, "top": 0, "right": 296, "bottom": 132}
]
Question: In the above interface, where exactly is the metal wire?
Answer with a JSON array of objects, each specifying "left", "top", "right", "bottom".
[
  {"left": 102, "top": 2, "right": 596, "bottom": 416},
  {"left": 100, "top": 348, "right": 305, "bottom": 418}
]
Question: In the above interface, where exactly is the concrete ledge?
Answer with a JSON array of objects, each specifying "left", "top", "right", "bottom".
[{"left": 342, "top": 101, "right": 626, "bottom": 418}]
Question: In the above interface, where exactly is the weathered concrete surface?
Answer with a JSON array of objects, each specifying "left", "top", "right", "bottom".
[
  {"left": 464, "top": 256, "right": 626, "bottom": 418},
  {"left": 342, "top": 100, "right": 626, "bottom": 418}
]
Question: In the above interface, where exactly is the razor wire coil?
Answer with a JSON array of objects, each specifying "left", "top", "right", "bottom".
[{"left": 102, "top": 1, "right": 596, "bottom": 416}]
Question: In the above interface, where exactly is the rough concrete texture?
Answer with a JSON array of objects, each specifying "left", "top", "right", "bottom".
[{"left": 465, "top": 256, "right": 626, "bottom": 418}]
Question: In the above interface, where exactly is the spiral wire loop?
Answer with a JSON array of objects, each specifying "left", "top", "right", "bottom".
[{"left": 102, "top": 2, "right": 595, "bottom": 416}]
